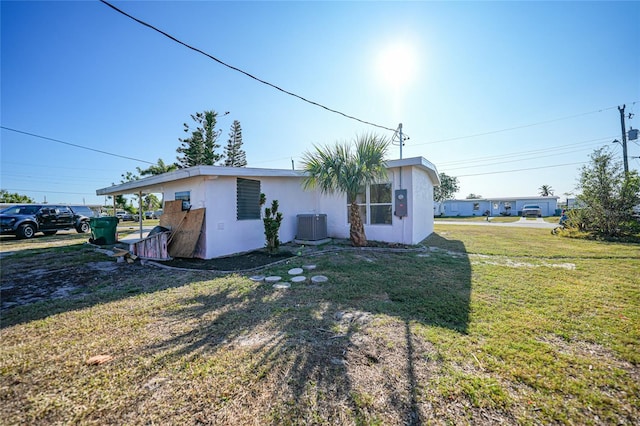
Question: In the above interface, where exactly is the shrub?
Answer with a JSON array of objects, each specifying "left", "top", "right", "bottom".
[{"left": 260, "top": 194, "right": 283, "bottom": 253}]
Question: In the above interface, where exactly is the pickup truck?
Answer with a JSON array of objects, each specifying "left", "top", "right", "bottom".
[{"left": 0, "top": 204, "right": 93, "bottom": 239}]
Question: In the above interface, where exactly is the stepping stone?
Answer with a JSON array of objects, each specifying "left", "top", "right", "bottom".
[
  {"left": 265, "top": 276, "right": 282, "bottom": 283},
  {"left": 273, "top": 282, "right": 291, "bottom": 289},
  {"left": 249, "top": 275, "right": 265, "bottom": 282},
  {"left": 311, "top": 275, "right": 328, "bottom": 284},
  {"left": 288, "top": 267, "right": 303, "bottom": 275},
  {"left": 303, "top": 264, "right": 317, "bottom": 270},
  {"left": 291, "top": 276, "right": 306, "bottom": 283}
]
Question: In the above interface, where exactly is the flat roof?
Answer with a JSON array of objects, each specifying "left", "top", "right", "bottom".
[
  {"left": 443, "top": 196, "right": 560, "bottom": 202},
  {"left": 96, "top": 165, "right": 306, "bottom": 196},
  {"left": 96, "top": 156, "right": 440, "bottom": 196}
]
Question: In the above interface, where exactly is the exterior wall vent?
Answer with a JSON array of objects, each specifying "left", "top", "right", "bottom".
[{"left": 296, "top": 214, "right": 327, "bottom": 240}]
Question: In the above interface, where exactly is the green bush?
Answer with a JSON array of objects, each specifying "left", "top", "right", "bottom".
[{"left": 261, "top": 194, "right": 283, "bottom": 253}]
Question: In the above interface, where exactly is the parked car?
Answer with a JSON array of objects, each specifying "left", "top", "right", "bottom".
[
  {"left": 130, "top": 211, "right": 153, "bottom": 222},
  {"left": 69, "top": 205, "right": 96, "bottom": 232},
  {"left": 0, "top": 204, "right": 92, "bottom": 239},
  {"left": 115, "top": 210, "right": 134, "bottom": 221},
  {"left": 521, "top": 205, "right": 542, "bottom": 217}
]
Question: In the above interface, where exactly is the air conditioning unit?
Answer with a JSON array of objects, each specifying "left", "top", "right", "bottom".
[{"left": 297, "top": 214, "right": 327, "bottom": 240}]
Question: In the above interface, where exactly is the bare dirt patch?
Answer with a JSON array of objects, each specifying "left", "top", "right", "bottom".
[{"left": 1, "top": 253, "right": 144, "bottom": 310}]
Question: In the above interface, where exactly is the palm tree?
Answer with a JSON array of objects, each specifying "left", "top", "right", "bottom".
[
  {"left": 301, "top": 133, "right": 389, "bottom": 247},
  {"left": 539, "top": 184, "right": 554, "bottom": 196}
]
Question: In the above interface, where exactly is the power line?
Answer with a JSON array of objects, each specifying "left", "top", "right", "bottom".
[
  {"left": 444, "top": 148, "right": 598, "bottom": 171},
  {"left": 99, "top": 0, "right": 396, "bottom": 133},
  {"left": 0, "top": 126, "right": 155, "bottom": 165},
  {"left": 452, "top": 161, "right": 587, "bottom": 178},
  {"left": 437, "top": 136, "right": 613, "bottom": 167},
  {"left": 1, "top": 188, "right": 97, "bottom": 195},
  {"left": 1, "top": 161, "right": 115, "bottom": 173},
  {"left": 1, "top": 171, "right": 110, "bottom": 184},
  {"left": 414, "top": 104, "right": 636, "bottom": 146}
]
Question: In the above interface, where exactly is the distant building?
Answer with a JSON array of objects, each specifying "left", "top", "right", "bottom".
[{"left": 435, "top": 196, "right": 560, "bottom": 217}]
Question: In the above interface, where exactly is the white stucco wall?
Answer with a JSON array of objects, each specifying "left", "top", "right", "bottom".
[
  {"left": 198, "top": 175, "right": 318, "bottom": 258},
  {"left": 317, "top": 165, "right": 435, "bottom": 245},
  {"left": 318, "top": 191, "right": 349, "bottom": 240},
  {"left": 410, "top": 166, "right": 435, "bottom": 243}
]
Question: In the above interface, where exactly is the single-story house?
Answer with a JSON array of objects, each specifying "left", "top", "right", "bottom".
[
  {"left": 96, "top": 156, "right": 440, "bottom": 259},
  {"left": 435, "top": 196, "right": 560, "bottom": 217}
]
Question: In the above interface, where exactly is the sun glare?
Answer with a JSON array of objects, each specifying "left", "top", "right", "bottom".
[{"left": 375, "top": 41, "right": 418, "bottom": 92}]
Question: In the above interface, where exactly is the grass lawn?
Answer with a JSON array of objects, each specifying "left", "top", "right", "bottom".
[{"left": 1, "top": 226, "right": 638, "bottom": 424}]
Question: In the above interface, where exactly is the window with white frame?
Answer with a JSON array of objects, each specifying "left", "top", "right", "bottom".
[{"left": 347, "top": 183, "right": 392, "bottom": 225}]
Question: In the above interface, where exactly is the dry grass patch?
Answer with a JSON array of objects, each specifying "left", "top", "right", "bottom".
[{"left": 1, "top": 227, "right": 638, "bottom": 424}]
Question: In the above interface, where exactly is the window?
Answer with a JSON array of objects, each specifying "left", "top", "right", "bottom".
[
  {"left": 237, "top": 178, "right": 261, "bottom": 220},
  {"left": 347, "top": 186, "right": 367, "bottom": 224},
  {"left": 473, "top": 203, "right": 480, "bottom": 211},
  {"left": 370, "top": 183, "right": 392, "bottom": 224},
  {"left": 347, "top": 183, "right": 392, "bottom": 225},
  {"left": 175, "top": 191, "right": 190, "bottom": 202}
]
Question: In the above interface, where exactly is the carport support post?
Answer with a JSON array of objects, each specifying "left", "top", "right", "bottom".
[{"left": 138, "top": 191, "right": 143, "bottom": 239}]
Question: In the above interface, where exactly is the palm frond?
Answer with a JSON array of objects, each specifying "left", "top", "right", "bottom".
[{"left": 301, "top": 134, "right": 389, "bottom": 198}]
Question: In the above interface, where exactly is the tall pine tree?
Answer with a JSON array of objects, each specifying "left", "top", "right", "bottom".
[
  {"left": 223, "top": 120, "right": 247, "bottom": 167},
  {"left": 176, "top": 110, "right": 223, "bottom": 167}
]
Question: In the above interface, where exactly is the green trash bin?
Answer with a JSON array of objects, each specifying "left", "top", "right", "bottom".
[{"left": 90, "top": 217, "right": 119, "bottom": 245}]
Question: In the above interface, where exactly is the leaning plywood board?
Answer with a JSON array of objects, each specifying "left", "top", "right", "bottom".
[
  {"left": 159, "top": 200, "right": 189, "bottom": 229},
  {"left": 192, "top": 219, "right": 207, "bottom": 259},
  {"left": 161, "top": 200, "right": 185, "bottom": 218},
  {"left": 160, "top": 202, "right": 206, "bottom": 258}
]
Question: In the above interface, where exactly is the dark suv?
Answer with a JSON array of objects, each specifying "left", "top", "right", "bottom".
[{"left": 0, "top": 205, "right": 93, "bottom": 239}]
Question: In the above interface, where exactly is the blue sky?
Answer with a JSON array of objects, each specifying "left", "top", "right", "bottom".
[{"left": 2, "top": 1, "right": 639, "bottom": 206}]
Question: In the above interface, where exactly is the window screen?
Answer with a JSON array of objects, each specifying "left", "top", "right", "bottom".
[{"left": 237, "top": 178, "right": 261, "bottom": 220}]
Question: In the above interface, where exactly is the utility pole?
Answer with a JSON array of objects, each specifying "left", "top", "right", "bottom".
[
  {"left": 618, "top": 105, "right": 629, "bottom": 174},
  {"left": 398, "top": 123, "right": 404, "bottom": 160}
]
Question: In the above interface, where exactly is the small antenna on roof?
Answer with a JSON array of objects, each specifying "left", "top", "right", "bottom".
[{"left": 391, "top": 123, "right": 407, "bottom": 159}]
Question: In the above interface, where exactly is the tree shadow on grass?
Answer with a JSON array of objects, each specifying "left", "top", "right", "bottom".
[
  {"left": 0, "top": 242, "right": 217, "bottom": 328},
  {"left": 136, "top": 232, "right": 470, "bottom": 424}
]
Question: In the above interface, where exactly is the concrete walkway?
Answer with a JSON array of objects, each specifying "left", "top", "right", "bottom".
[
  {"left": 436, "top": 217, "right": 558, "bottom": 229},
  {"left": 117, "top": 225, "right": 155, "bottom": 244}
]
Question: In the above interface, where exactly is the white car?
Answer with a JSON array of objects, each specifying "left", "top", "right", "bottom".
[
  {"left": 115, "top": 210, "right": 134, "bottom": 221},
  {"left": 521, "top": 205, "right": 542, "bottom": 217}
]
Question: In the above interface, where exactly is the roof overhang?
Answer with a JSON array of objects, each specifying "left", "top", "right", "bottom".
[
  {"left": 385, "top": 156, "right": 440, "bottom": 186},
  {"left": 96, "top": 165, "right": 306, "bottom": 196},
  {"left": 96, "top": 156, "right": 440, "bottom": 196}
]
